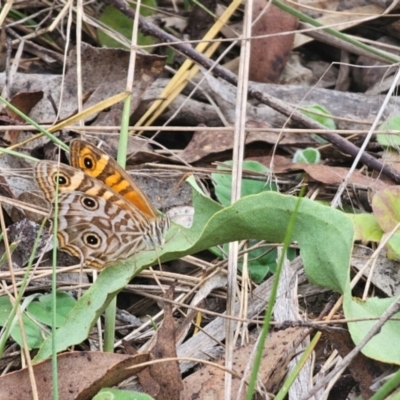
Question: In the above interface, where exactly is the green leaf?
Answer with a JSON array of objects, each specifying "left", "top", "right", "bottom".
[
  {"left": 212, "top": 160, "right": 277, "bottom": 207},
  {"left": 372, "top": 186, "right": 400, "bottom": 233},
  {"left": 0, "top": 297, "right": 45, "bottom": 350},
  {"left": 342, "top": 186, "right": 400, "bottom": 362},
  {"left": 301, "top": 104, "right": 335, "bottom": 143},
  {"left": 241, "top": 246, "right": 296, "bottom": 283},
  {"left": 11, "top": 316, "right": 44, "bottom": 350},
  {"left": 344, "top": 295, "right": 400, "bottom": 364},
  {"left": 215, "top": 241, "right": 296, "bottom": 283},
  {"left": 293, "top": 148, "right": 321, "bottom": 164},
  {"left": 98, "top": 2, "right": 157, "bottom": 49},
  {"left": 0, "top": 296, "right": 12, "bottom": 326},
  {"left": 346, "top": 213, "right": 383, "bottom": 242},
  {"left": 94, "top": 388, "right": 154, "bottom": 400},
  {"left": 370, "top": 186, "right": 400, "bottom": 259},
  {"left": 377, "top": 115, "right": 400, "bottom": 148},
  {"left": 385, "top": 231, "right": 400, "bottom": 260},
  {"left": 34, "top": 190, "right": 353, "bottom": 362},
  {"left": 27, "top": 292, "right": 76, "bottom": 328},
  {"left": 302, "top": 104, "right": 336, "bottom": 129}
]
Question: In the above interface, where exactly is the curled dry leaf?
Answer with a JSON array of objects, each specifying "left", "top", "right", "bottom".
[
  {"left": 269, "top": 163, "right": 389, "bottom": 193},
  {"left": 0, "top": 351, "right": 149, "bottom": 400},
  {"left": 138, "top": 284, "right": 183, "bottom": 400},
  {"left": 180, "top": 121, "right": 314, "bottom": 164},
  {"left": 3, "top": 90, "right": 43, "bottom": 145}
]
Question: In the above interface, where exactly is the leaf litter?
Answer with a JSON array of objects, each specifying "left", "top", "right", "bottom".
[{"left": 1, "top": 1, "right": 400, "bottom": 399}]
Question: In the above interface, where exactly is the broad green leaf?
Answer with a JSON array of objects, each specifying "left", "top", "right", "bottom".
[
  {"left": 10, "top": 316, "right": 44, "bottom": 350},
  {"left": 34, "top": 190, "right": 353, "bottom": 362},
  {"left": 211, "top": 161, "right": 280, "bottom": 282}
]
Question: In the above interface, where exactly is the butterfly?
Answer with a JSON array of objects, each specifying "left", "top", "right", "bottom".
[{"left": 34, "top": 139, "right": 170, "bottom": 269}]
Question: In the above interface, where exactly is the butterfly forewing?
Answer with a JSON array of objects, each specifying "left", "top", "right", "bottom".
[
  {"left": 35, "top": 161, "right": 146, "bottom": 219},
  {"left": 70, "top": 140, "right": 159, "bottom": 219}
]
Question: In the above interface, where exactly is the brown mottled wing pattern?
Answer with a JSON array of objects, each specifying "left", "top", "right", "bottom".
[
  {"left": 34, "top": 140, "right": 170, "bottom": 269},
  {"left": 54, "top": 192, "right": 150, "bottom": 268}
]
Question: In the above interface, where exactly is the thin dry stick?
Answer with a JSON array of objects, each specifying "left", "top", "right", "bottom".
[{"left": 225, "top": 1, "right": 253, "bottom": 397}]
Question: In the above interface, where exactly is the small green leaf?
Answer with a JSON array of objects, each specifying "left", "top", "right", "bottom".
[
  {"left": 215, "top": 241, "right": 296, "bottom": 283},
  {"left": 239, "top": 245, "right": 296, "bottom": 283},
  {"left": 27, "top": 292, "right": 76, "bottom": 328},
  {"left": 346, "top": 213, "right": 383, "bottom": 242},
  {"left": 212, "top": 160, "right": 277, "bottom": 207},
  {"left": 344, "top": 295, "right": 400, "bottom": 364},
  {"left": 0, "top": 296, "right": 45, "bottom": 349},
  {"left": 94, "top": 388, "right": 154, "bottom": 400},
  {"left": 377, "top": 115, "right": 400, "bottom": 148},
  {"left": 98, "top": 2, "right": 157, "bottom": 49},
  {"left": 372, "top": 186, "right": 400, "bottom": 233},
  {"left": 302, "top": 104, "right": 336, "bottom": 129},
  {"left": 293, "top": 148, "right": 320, "bottom": 164},
  {"left": 301, "top": 104, "right": 335, "bottom": 143}
]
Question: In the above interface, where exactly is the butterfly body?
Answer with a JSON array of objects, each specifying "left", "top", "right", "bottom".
[{"left": 34, "top": 140, "right": 169, "bottom": 269}]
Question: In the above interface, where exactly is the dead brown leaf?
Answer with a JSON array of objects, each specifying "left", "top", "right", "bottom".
[
  {"left": 0, "top": 351, "right": 149, "bottom": 400},
  {"left": 181, "top": 326, "right": 309, "bottom": 399},
  {"left": 250, "top": 1, "right": 298, "bottom": 83},
  {"left": 3, "top": 90, "right": 43, "bottom": 144},
  {"left": 180, "top": 121, "right": 314, "bottom": 163},
  {"left": 299, "top": 164, "right": 389, "bottom": 192},
  {"left": 268, "top": 163, "right": 389, "bottom": 193},
  {"left": 5, "top": 90, "right": 44, "bottom": 121},
  {"left": 138, "top": 284, "right": 183, "bottom": 400}
]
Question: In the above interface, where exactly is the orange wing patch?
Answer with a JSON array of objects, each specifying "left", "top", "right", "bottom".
[{"left": 70, "top": 139, "right": 158, "bottom": 218}]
